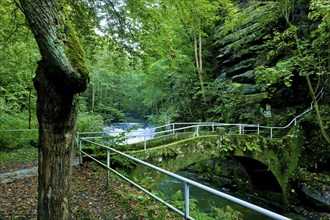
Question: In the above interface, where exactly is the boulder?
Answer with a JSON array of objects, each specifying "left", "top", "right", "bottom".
[
  {"left": 228, "top": 82, "right": 262, "bottom": 95},
  {"left": 297, "top": 181, "right": 330, "bottom": 212},
  {"left": 232, "top": 70, "right": 256, "bottom": 84}
]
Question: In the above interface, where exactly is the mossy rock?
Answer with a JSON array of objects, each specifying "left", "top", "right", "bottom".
[
  {"left": 228, "top": 82, "right": 262, "bottom": 95},
  {"left": 232, "top": 70, "right": 256, "bottom": 84}
]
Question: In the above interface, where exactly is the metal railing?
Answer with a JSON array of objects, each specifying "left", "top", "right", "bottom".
[
  {"left": 77, "top": 122, "right": 294, "bottom": 151},
  {"left": 0, "top": 129, "right": 38, "bottom": 138},
  {"left": 78, "top": 84, "right": 326, "bottom": 149},
  {"left": 76, "top": 86, "right": 327, "bottom": 219},
  {"left": 79, "top": 137, "right": 291, "bottom": 220}
]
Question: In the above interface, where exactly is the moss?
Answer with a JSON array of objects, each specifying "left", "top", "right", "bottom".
[
  {"left": 64, "top": 22, "right": 89, "bottom": 82},
  {"left": 55, "top": 1, "right": 89, "bottom": 93},
  {"left": 232, "top": 125, "right": 304, "bottom": 198},
  {"left": 110, "top": 127, "right": 304, "bottom": 199},
  {"left": 129, "top": 136, "right": 221, "bottom": 187}
]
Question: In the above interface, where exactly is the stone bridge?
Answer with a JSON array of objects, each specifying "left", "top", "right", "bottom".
[{"left": 128, "top": 125, "right": 304, "bottom": 199}]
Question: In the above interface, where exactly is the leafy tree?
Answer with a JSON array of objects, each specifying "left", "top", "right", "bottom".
[
  {"left": 90, "top": 0, "right": 225, "bottom": 122},
  {"left": 0, "top": 0, "right": 40, "bottom": 128},
  {"left": 255, "top": 0, "right": 330, "bottom": 143},
  {"left": 18, "top": 0, "right": 89, "bottom": 218}
]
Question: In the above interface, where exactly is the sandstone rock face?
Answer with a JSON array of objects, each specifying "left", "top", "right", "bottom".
[{"left": 213, "top": 2, "right": 310, "bottom": 124}]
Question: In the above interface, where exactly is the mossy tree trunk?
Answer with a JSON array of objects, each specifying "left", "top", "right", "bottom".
[{"left": 18, "top": 0, "right": 89, "bottom": 219}]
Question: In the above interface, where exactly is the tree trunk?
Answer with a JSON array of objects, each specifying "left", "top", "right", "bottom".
[
  {"left": 35, "top": 61, "right": 77, "bottom": 219},
  {"left": 28, "top": 87, "right": 32, "bottom": 129},
  {"left": 19, "top": 0, "right": 89, "bottom": 219},
  {"left": 91, "top": 83, "right": 95, "bottom": 112},
  {"left": 194, "top": 32, "right": 206, "bottom": 103}
]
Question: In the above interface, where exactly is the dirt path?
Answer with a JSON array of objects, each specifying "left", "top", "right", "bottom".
[
  {"left": 0, "top": 161, "right": 174, "bottom": 220},
  {"left": 0, "top": 167, "right": 38, "bottom": 184},
  {"left": 0, "top": 159, "right": 79, "bottom": 184}
]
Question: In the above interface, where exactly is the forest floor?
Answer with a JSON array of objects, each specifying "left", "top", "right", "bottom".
[{"left": 0, "top": 160, "right": 178, "bottom": 220}]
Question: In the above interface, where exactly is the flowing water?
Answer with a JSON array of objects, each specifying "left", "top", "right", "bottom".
[
  {"left": 157, "top": 171, "right": 267, "bottom": 219},
  {"left": 105, "top": 122, "right": 305, "bottom": 219},
  {"left": 156, "top": 170, "right": 304, "bottom": 219},
  {"left": 103, "top": 123, "right": 156, "bottom": 144}
]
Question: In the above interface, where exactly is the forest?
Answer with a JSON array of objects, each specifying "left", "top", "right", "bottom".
[
  {"left": 0, "top": 0, "right": 329, "bottom": 219},
  {"left": 1, "top": 0, "right": 329, "bottom": 135}
]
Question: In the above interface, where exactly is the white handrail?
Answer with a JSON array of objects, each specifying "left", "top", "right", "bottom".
[
  {"left": 80, "top": 138, "right": 291, "bottom": 220},
  {"left": 77, "top": 84, "right": 326, "bottom": 146}
]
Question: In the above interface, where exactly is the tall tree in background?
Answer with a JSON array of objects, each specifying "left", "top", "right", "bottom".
[
  {"left": 169, "top": 0, "right": 220, "bottom": 104},
  {"left": 18, "top": 0, "right": 89, "bottom": 219}
]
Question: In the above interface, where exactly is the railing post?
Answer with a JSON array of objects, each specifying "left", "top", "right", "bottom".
[
  {"left": 257, "top": 124, "right": 260, "bottom": 135},
  {"left": 75, "top": 132, "right": 79, "bottom": 147},
  {"left": 212, "top": 122, "right": 215, "bottom": 132},
  {"left": 294, "top": 118, "right": 297, "bottom": 126},
  {"left": 106, "top": 149, "right": 111, "bottom": 186},
  {"left": 270, "top": 128, "right": 273, "bottom": 138},
  {"left": 184, "top": 182, "right": 190, "bottom": 219},
  {"left": 196, "top": 125, "right": 199, "bottom": 137},
  {"left": 172, "top": 123, "right": 175, "bottom": 134},
  {"left": 144, "top": 135, "right": 147, "bottom": 150},
  {"left": 239, "top": 124, "right": 242, "bottom": 134},
  {"left": 78, "top": 135, "right": 82, "bottom": 164}
]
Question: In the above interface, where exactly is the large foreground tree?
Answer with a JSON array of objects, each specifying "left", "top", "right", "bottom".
[{"left": 18, "top": 0, "right": 89, "bottom": 219}]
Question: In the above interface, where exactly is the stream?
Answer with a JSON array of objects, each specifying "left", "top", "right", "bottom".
[
  {"left": 104, "top": 122, "right": 156, "bottom": 144},
  {"left": 156, "top": 170, "right": 306, "bottom": 220},
  {"left": 106, "top": 122, "right": 306, "bottom": 219}
]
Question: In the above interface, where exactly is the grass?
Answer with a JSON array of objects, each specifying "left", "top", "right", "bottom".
[{"left": 0, "top": 147, "right": 38, "bottom": 164}]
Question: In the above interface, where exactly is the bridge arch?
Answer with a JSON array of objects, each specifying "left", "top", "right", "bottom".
[
  {"left": 129, "top": 126, "right": 303, "bottom": 197},
  {"left": 234, "top": 156, "right": 282, "bottom": 193}
]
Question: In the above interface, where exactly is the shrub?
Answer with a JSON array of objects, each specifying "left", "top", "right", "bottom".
[
  {"left": 76, "top": 112, "right": 104, "bottom": 132},
  {"left": 0, "top": 112, "right": 38, "bottom": 151}
]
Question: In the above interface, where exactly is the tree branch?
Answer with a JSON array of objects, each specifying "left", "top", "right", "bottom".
[
  {"left": 105, "top": 0, "right": 134, "bottom": 37},
  {"left": 0, "top": 23, "right": 24, "bottom": 48}
]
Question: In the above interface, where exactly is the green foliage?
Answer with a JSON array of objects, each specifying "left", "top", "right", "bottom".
[
  {"left": 0, "top": 112, "right": 38, "bottom": 150},
  {"left": 0, "top": 147, "right": 38, "bottom": 164},
  {"left": 264, "top": 25, "right": 298, "bottom": 61},
  {"left": 147, "top": 106, "right": 180, "bottom": 126},
  {"left": 86, "top": 0, "right": 224, "bottom": 122},
  {"left": 82, "top": 40, "right": 149, "bottom": 121},
  {"left": 298, "top": 105, "right": 330, "bottom": 171},
  {"left": 76, "top": 112, "right": 103, "bottom": 132},
  {"left": 210, "top": 206, "right": 244, "bottom": 220},
  {"left": 95, "top": 105, "right": 125, "bottom": 123},
  {"left": 111, "top": 154, "right": 137, "bottom": 175},
  {"left": 295, "top": 167, "right": 330, "bottom": 185},
  {"left": 308, "top": 0, "right": 330, "bottom": 52},
  {"left": 253, "top": 0, "right": 329, "bottom": 93},
  {"left": 217, "top": 138, "right": 235, "bottom": 155},
  {"left": 207, "top": 88, "right": 263, "bottom": 124},
  {"left": 171, "top": 190, "right": 211, "bottom": 219},
  {"left": 171, "top": 190, "right": 243, "bottom": 220},
  {"left": 215, "top": 1, "right": 281, "bottom": 51},
  {"left": 255, "top": 60, "right": 294, "bottom": 91},
  {"left": 0, "top": 0, "right": 39, "bottom": 116},
  {"left": 0, "top": 0, "right": 40, "bottom": 151},
  {"left": 242, "top": 139, "right": 261, "bottom": 153}
]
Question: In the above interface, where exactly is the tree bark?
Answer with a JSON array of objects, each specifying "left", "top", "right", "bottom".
[
  {"left": 19, "top": 0, "right": 89, "bottom": 219},
  {"left": 91, "top": 83, "right": 95, "bottom": 112},
  {"left": 35, "top": 61, "right": 77, "bottom": 219}
]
